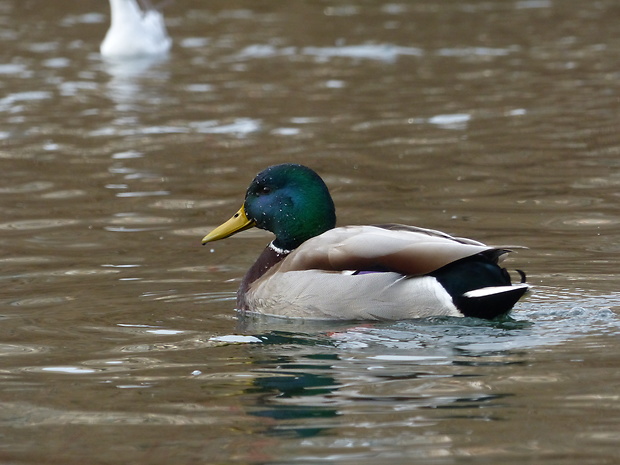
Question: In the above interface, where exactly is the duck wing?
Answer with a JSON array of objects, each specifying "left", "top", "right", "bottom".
[{"left": 279, "top": 225, "right": 505, "bottom": 276}]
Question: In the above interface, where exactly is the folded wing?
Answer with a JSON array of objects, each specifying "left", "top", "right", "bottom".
[{"left": 279, "top": 225, "right": 507, "bottom": 276}]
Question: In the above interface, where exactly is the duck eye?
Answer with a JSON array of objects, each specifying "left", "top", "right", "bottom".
[{"left": 258, "top": 185, "right": 271, "bottom": 195}]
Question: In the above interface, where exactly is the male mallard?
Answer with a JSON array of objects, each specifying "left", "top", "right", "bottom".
[{"left": 202, "top": 164, "right": 528, "bottom": 320}]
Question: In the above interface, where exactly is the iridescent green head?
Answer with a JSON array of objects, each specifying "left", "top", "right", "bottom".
[{"left": 202, "top": 164, "right": 336, "bottom": 250}]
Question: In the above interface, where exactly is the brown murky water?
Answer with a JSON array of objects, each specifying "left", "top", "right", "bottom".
[{"left": 1, "top": 0, "right": 620, "bottom": 463}]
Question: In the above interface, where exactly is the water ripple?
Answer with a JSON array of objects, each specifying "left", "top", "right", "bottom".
[
  {"left": 0, "top": 343, "right": 49, "bottom": 356},
  {"left": 0, "top": 218, "right": 79, "bottom": 231},
  {"left": 0, "top": 181, "right": 54, "bottom": 194},
  {"left": 0, "top": 402, "right": 236, "bottom": 426}
]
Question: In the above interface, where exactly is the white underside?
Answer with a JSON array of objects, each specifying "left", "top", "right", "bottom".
[{"left": 243, "top": 271, "right": 461, "bottom": 320}]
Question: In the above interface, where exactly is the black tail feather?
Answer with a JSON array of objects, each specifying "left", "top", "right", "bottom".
[
  {"left": 430, "top": 255, "right": 528, "bottom": 319},
  {"left": 456, "top": 285, "right": 529, "bottom": 319}
]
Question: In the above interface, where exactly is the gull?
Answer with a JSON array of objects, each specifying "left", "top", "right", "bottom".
[{"left": 100, "top": 0, "right": 172, "bottom": 58}]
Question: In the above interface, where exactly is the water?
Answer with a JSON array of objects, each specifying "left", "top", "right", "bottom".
[{"left": 1, "top": 0, "right": 620, "bottom": 463}]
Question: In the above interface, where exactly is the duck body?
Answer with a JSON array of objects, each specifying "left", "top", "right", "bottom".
[
  {"left": 101, "top": 0, "right": 171, "bottom": 58},
  {"left": 202, "top": 164, "right": 528, "bottom": 321}
]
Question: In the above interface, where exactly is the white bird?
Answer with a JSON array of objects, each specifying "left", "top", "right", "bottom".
[{"left": 100, "top": 0, "right": 172, "bottom": 58}]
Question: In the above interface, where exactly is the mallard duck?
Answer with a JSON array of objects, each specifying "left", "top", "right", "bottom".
[
  {"left": 101, "top": 0, "right": 172, "bottom": 58},
  {"left": 202, "top": 164, "right": 528, "bottom": 320}
]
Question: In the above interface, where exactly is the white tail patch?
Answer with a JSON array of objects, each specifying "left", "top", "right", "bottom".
[{"left": 463, "top": 284, "right": 529, "bottom": 299}]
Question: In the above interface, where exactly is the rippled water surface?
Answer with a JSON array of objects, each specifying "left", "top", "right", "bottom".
[{"left": 1, "top": 0, "right": 620, "bottom": 463}]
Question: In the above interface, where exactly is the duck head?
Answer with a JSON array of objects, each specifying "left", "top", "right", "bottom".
[{"left": 202, "top": 164, "right": 336, "bottom": 251}]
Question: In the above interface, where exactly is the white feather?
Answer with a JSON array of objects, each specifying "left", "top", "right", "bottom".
[
  {"left": 101, "top": 0, "right": 172, "bottom": 58},
  {"left": 463, "top": 283, "right": 529, "bottom": 299}
]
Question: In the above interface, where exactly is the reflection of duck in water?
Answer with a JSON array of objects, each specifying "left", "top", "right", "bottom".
[
  {"left": 202, "top": 164, "right": 529, "bottom": 320},
  {"left": 101, "top": 0, "right": 172, "bottom": 58}
]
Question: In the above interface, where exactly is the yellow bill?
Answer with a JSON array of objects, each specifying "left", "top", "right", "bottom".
[{"left": 202, "top": 205, "right": 256, "bottom": 244}]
